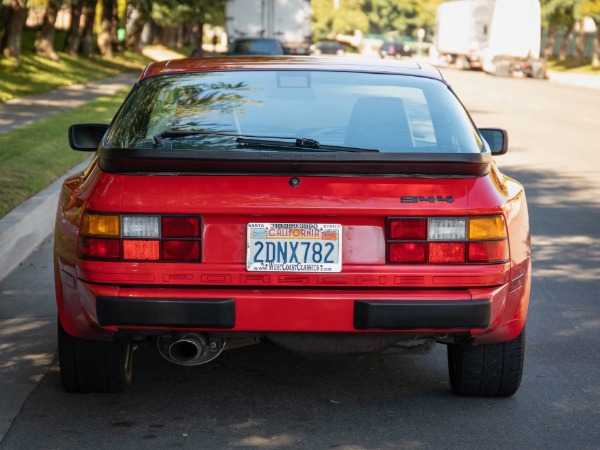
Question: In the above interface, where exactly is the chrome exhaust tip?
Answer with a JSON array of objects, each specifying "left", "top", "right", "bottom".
[{"left": 157, "top": 333, "right": 225, "bottom": 366}]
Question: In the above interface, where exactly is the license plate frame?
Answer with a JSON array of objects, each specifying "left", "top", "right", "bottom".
[{"left": 246, "top": 223, "right": 342, "bottom": 272}]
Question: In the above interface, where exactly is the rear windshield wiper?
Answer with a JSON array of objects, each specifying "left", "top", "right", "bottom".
[
  {"left": 236, "top": 137, "right": 379, "bottom": 153},
  {"left": 152, "top": 130, "right": 379, "bottom": 153}
]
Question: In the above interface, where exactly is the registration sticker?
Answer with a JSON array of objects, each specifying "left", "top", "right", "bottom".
[{"left": 247, "top": 223, "right": 342, "bottom": 272}]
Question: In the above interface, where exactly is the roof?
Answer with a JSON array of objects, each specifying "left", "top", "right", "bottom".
[{"left": 139, "top": 56, "right": 444, "bottom": 82}]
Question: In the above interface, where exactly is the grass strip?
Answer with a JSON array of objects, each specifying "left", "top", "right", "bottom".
[
  {"left": 547, "top": 58, "right": 600, "bottom": 74},
  {"left": 0, "top": 89, "right": 129, "bottom": 218},
  {"left": 0, "top": 30, "right": 150, "bottom": 103}
]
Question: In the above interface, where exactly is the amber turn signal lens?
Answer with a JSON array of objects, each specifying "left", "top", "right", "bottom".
[
  {"left": 81, "top": 213, "right": 120, "bottom": 237},
  {"left": 468, "top": 216, "right": 507, "bottom": 240}
]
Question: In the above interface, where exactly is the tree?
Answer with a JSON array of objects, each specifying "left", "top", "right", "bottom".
[
  {"left": 125, "top": 0, "right": 152, "bottom": 51},
  {"left": 363, "top": 0, "right": 417, "bottom": 35},
  {"left": 98, "top": 0, "right": 118, "bottom": 57},
  {"left": 312, "top": 0, "right": 443, "bottom": 40},
  {"left": 80, "top": 0, "right": 98, "bottom": 57},
  {"left": 35, "top": 0, "right": 61, "bottom": 61},
  {"left": 541, "top": 0, "right": 577, "bottom": 61},
  {"left": 332, "top": 2, "right": 370, "bottom": 35},
  {"left": 63, "top": 0, "right": 85, "bottom": 55},
  {"left": 1, "top": 0, "right": 28, "bottom": 60},
  {"left": 413, "top": 0, "right": 444, "bottom": 35},
  {"left": 312, "top": 0, "right": 368, "bottom": 39},
  {"left": 580, "top": 0, "right": 600, "bottom": 68}
]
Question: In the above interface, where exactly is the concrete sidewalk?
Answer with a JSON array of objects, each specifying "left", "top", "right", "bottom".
[{"left": 0, "top": 72, "right": 140, "bottom": 135}]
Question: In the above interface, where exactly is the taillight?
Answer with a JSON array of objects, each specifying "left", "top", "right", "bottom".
[
  {"left": 387, "top": 216, "right": 508, "bottom": 264},
  {"left": 78, "top": 213, "right": 202, "bottom": 262},
  {"left": 389, "top": 218, "right": 427, "bottom": 240}
]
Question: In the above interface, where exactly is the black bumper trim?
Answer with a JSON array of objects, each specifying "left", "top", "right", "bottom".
[
  {"left": 97, "top": 297, "right": 235, "bottom": 328},
  {"left": 354, "top": 300, "right": 491, "bottom": 330}
]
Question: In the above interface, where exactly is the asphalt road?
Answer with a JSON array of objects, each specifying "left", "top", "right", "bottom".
[{"left": 1, "top": 69, "right": 600, "bottom": 449}]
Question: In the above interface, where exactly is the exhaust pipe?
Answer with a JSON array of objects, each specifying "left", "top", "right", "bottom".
[{"left": 157, "top": 333, "right": 225, "bottom": 366}]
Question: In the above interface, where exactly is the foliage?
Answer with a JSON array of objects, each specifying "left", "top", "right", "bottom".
[
  {"left": 312, "top": 0, "right": 449, "bottom": 39},
  {"left": 362, "top": 0, "right": 417, "bottom": 34}
]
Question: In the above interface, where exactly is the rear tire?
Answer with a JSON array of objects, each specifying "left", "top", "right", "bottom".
[
  {"left": 58, "top": 319, "right": 133, "bottom": 393},
  {"left": 447, "top": 328, "right": 525, "bottom": 397}
]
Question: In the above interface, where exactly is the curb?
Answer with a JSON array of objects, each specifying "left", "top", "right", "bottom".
[
  {"left": 0, "top": 159, "right": 90, "bottom": 282},
  {"left": 547, "top": 70, "right": 600, "bottom": 90}
]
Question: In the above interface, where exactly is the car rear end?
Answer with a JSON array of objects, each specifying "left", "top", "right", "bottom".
[{"left": 55, "top": 57, "right": 530, "bottom": 395}]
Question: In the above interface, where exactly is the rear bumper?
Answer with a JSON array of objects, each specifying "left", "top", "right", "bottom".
[
  {"left": 58, "top": 279, "right": 528, "bottom": 345},
  {"left": 96, "top": 296, "right": 491, "bottom": 330},
  {"left": 354, "top": 300, "right": 490, "bottom": 330}
]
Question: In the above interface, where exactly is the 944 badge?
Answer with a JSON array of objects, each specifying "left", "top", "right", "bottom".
[{"left": 401, "top": 196, "right": 455, "bottom": 203}]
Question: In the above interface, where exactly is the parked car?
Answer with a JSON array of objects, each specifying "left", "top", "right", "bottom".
[
  {"left": 228, "top": 38, "right": 285, "bottom": 55},
  {"left": 309, "top": 39, "right": 357, "bottom": 56},
  {"left": 57, "top": 56, "right": 530, "bottom": 396},
  {"left": 379, "top": 42, "right": 413, "bottom": 59}
]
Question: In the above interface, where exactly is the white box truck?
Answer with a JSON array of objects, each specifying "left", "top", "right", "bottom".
[
  {"left": 435, "top": 0, "right": 546, "bottom": 77},
  {"left": 225, "top": 0, "right": 311, "bottom": 54},
  {"left": 434, "top": 0, "right": 495, "bottom": 69},
  {"left": 483, "top": 0, "right": 546, "bottom": 78}
]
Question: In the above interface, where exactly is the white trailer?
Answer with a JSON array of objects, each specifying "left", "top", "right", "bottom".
[
  {"left": 434, "top": 0, "right": 494, "bottom": 69},
  {"left": 483, "top": 0, "right": 546, "bottom": 78},
  {"left": 225, "top": 0, "right": 312, "bottom": 54},
  {"left": 435, "top": 0, "right": 546, "bottom": 77}
]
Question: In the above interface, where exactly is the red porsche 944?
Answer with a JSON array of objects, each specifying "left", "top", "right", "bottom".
[{"left": 55, "top": 56, "right": 530, "bottom": 395}]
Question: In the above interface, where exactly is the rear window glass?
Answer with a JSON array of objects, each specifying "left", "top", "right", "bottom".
[
  {"left": 106, "top": 70, "right": 484, "bottom": 154},
  {"left": 230, "top": 39, "right": 284, "bottom": 55}
]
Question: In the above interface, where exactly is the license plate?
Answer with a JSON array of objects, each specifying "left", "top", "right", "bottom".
[{"left": 247, "top": 223, "right": 342, "bottom": 272}]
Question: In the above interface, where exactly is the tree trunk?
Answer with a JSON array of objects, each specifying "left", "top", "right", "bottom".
[
  {"left": 125, "top": 6, "right": 146, "bottom": 52},
  {"left": 543, "top": 28, "right": 555, "bottom": 60},
  {"left": 80, "top": 0, "right": 98, "bottom": 57},
  {"left": 593, "top": 21, "right": 600, "bottom": 69},
  {"left": 63, "top": 0, "right": 85, "bottom": 55},
  {"left": 0, "top": 4, "right": 11, "bottom": 41},
  {"left": 1, "top": 0, "right": 28, "bottom": 60},
  {"left": 157, "top": 26, "right": 177, "bottom": 48},
  {"left": 574, "top": 20, "right": 585, "bottom": 65},
  {"left": 97, "top": 0, "right": 116, "bottom": 58},
  {"left": 35, "top": 0, "right": 60, "bottom": 61},
  {"left": 558, "top": 22, "right": 575, "bottom": 62}
]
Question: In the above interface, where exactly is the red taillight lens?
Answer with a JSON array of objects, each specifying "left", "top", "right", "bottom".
[
  {"left": 387, "top": 215, "right": 509, "bottom": 264},
  {"left": 162, "top": 240, "right": 200, "bottom": 261},
  {"left": 123, "top": 240, "right": 160, "bottom": 260},
  {"left": 78, "top": 237, "right": 120, "bottom": 260},
  {"left": 468, "top": 240, "right": 508, "bottom": 263},
  {"left": 79, "top": 213, "right": 202, "bottom": 263},
  {"left": 162, "top": 216, "right": 200, "bottom": 238},
  {"left": 389, "top": 242, "right": 427, "bottom": 263},
  {"left": 429, "top": 242, "right": 466, "bottom": 263},
  {"left": 389, "top": 218, "right": 427, "bottom": 240}
]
